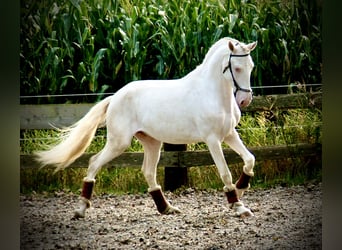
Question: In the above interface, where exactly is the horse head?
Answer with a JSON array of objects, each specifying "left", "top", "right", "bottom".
[{"left": 222, "top": 40, "right": 257, "bottom": 108}]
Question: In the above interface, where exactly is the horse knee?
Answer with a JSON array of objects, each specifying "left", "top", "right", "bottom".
[{"left": 243, "top": 154, "right": 255, "bottom": 176}]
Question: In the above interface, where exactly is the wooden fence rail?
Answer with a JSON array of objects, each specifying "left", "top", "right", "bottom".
[
  {"left": 20, "top": 92, "right": 322, "bottom": 130},
  {"left": 20, "top": 92, "right": 322, "bottom": 190},
  {"left": 21, "top": 143, "right": 321, "bottom": 169}
]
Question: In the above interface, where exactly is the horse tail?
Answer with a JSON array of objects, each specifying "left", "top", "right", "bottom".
[{"left": 34, "top": 95, "right": 112, "bottom": 172}]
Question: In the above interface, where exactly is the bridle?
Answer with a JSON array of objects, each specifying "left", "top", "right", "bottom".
[{"left": 222, "top": 53, "right": 253, "bottom": 95}]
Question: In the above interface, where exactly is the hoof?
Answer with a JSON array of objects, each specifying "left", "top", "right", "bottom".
[
  {"left": 232, "top": 202, "right": 254, "bottom": 218},
  {"left": 72, "top": 197, "right": 90, "bottom": 219},
  {"left": 237, "top": 209, "right": 254, "bottom": 218},
  {"left": 73, "top": 209, "right": 85, "bottom": 219},
  {"left": 162, "top": 205, "right": 181, "bottom": 214}
]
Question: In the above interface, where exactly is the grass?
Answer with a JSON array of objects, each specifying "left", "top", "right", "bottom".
[{"left": 20, "top": 108, "right": 322, "bottom": 194}]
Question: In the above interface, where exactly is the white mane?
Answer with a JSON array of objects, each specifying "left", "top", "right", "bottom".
[{"left": 186, "top": 37, "right": 240, "bottom": 78}]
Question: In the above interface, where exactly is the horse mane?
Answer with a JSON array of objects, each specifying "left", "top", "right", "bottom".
[
  {"left": 202, "top": 37, "right": 230, "bottom": 65},
  {"left": 201, "top": 37, "right": 248, "bottom": 65},
  {"left": 183, "top": 37, "right": 248, "bottom": 79}
]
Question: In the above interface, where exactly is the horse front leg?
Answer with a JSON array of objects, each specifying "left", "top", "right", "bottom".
[
  {"left": 136, "top": 132, "right": 180, "bottom": 214},
  {"left": 224, "top": 130, "right": 255, "bottom": 199},
  {"left": 207, "top": 137, "right": 253, "bottom": 217}
]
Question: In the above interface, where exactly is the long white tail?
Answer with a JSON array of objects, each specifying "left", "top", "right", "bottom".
[{"left": 35, "top": 96, "right": 112, "bottom": 172}]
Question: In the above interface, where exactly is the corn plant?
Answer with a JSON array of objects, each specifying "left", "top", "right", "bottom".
[{"left": 21, "top": 0, "right": 321, "bottom": 102}]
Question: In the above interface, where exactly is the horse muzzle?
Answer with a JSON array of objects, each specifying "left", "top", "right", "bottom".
[{"left": 235, "top": 91, "right": 253, "bottom": 108}]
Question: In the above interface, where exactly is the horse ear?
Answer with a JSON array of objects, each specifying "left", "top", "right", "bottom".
[
  {"left": 247, "top": 41, "right": 257, "bottom": 51},
  {"left": 228, "top": 41, "right": 235, "bottom": 52}
]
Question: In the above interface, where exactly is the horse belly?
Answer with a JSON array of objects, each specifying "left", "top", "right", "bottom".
[{"left": 138, "top": 107, "right": 203, "bottom": 144}]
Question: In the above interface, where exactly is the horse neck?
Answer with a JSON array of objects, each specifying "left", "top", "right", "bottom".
[
  {"left": 184, "top": 38, "right": 238, "bottom": 111},
  {"left": 186, "top": 63, "right": 234, "bottom": 117},
  {"left": 200, "top": 39, "right": 230, "bottom": 78},
  {"left": 199, "top": 46, "right": 235, "bottom": 100}
]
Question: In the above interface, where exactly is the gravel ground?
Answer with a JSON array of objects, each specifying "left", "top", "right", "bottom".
[{"left": 20, "top": 183, "right": 322, "bottom": 249}]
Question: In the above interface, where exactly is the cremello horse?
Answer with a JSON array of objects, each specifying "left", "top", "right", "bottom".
[{"left": 35, "top": 37, "right": 257, "bottom": 219}]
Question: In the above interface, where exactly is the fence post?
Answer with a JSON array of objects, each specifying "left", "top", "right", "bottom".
[{"left": 163, "top": 143, "right": 188, "bottom": 191}]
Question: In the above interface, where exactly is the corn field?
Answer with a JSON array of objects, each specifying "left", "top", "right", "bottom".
[{"left": 20, "top": 0, "right": 322, "bottom": 104}]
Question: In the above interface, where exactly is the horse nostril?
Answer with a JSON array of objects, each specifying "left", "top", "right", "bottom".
[{"left": 240, "top": 100, "right": 245, "bottom": 107}]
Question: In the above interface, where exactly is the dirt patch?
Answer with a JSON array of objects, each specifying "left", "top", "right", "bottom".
[{"left": 20, "top": 183, "right": 321, "bottom": 249}]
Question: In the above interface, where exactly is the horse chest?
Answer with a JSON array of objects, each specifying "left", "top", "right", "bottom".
[{"left": 220, "top": 113, "right": 238, "bottom": 137}]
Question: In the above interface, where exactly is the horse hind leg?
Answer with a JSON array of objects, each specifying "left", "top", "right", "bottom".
[
  {"left": 135, "top": 132, "right": 180, "bottom": 214},
  {"left": 73, "top": 135, "right": 131, "bottom": 219}
]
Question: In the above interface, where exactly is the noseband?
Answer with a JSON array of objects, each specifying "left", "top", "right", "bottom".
[{"left": 222, "top": 53, "right": 252, "bottom": 95}]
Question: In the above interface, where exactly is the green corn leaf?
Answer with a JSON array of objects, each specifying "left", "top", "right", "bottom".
[
  {"left": 228, "top": 13, "right": 238, "bottom": 33},
  {"left": 90, "top": 48, "right": 107, "bottom": 92}
]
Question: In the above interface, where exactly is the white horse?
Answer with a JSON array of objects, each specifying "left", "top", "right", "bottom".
[{"left": 35, "top": 37, "right": 257, "bottom": 219}]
